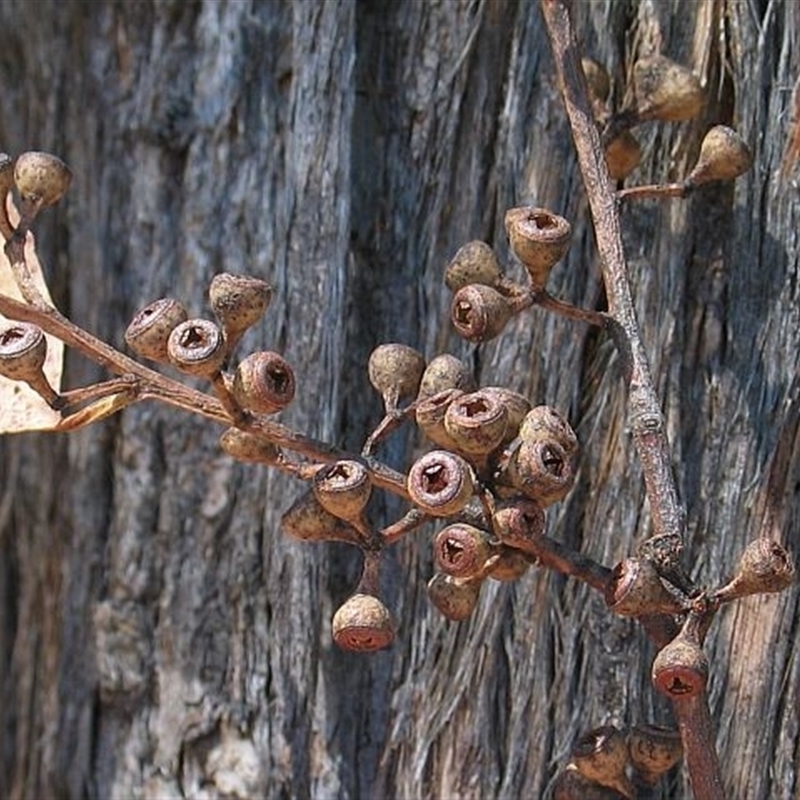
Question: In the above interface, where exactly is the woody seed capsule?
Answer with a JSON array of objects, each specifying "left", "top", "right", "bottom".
[
  {"left": 407, "top": 450, "right": 474, "bottom": 517},
  {"left": 628, "top": 724, "right": 683, "bottom": 787},
  {"left": 232, "top": 351, "right": 296, "bottom": 414},
  {"left": 417, "top": 354, "right": 475, "bottom": 399},
  {"left": 504, "top": 206, "right": 572, "bottom": 290},
  {"left": 450, "top": 284, "right": 513, "bottom": 343},
  {"left": 486, "top": 548, "right": 531, "bottom": 582},
  {"left": 368, "top": 343, "right": 426, "bottom": 411},
  {"left": 125, "top": 298, "right": 188, "bottom": 363},
  {"left": 605, "top": 132, "right": 642, "bottom": 181},
  {"left": 332, "top": 593, "right": 395, "bottom": 652},
  {"left": 445, "top": 241, "right": 503, "bottom": 292},
  {"left": 13, "top": 151, "right": 72, "bottom": 208},
  {"left": 685, "top": 125, "right": 753, "bottom": 187},
  {"left": 209, "top": 273, "right": 272, "bottom": 353},
  {"left": 167, "top": 319, "right": 226, "bottom": 378},
  {"left": 313, "top": 460, "right": 372, "bottom": 521},
  {"left": 219, "top": 428, "right": 282, "bottom": 464},
  {"left": 427, "top": 572, "right": 482, "bottom": 621},
  {"left": 443, "top": 389, "right": 508, "bottom": 455},
  {"left": 434, "top": 523, "right": 493, "bottom": 580},
  {"left": 633, "top": 55, "right": 705, "bottom": 122},
  {"left": 571, "top": 726, "right": 635, "bottom": 799},
  {"left": 0, "top": 321, "right": 59, "bottom": 405}
]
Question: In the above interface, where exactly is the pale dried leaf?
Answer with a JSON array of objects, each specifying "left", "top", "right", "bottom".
[{"left": 0, "top": 197, "right": 64, "bottom": 432}]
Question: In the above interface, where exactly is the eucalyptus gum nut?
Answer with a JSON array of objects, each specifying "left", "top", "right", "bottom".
[
  {"left": 685, "top": 125, "right": 753, "bottom": 186},
  {"left": 13, "top": 151, "right": 72, "bottom": 207},
  {"left": 219, "top": 428, "right": 282, "bottom": 464},
  {"left": 652, "top": 614, "right": 709, "bottom": 699},
  {"left": 486, "top": 548, "right": 531, "bottom": 582},
  {"left": 450, "top": 284, "right": 513, "bottom": 343},
  {"left": 714, "top": 538, "right": 795, "bottom": 601},
  {"left": 518, "top": 405, "right": 579, "bottom": 455},
  {"left": 125, "top": 298, "right": 189, "bottom": 363},
  {"left": 0, "top": 321, "right": 47, "bottom": 381},
  {"left": 504, "top": 206, "right": 572, "bottom": 290},
  {"left": 443, "top": 389, "right": 508, "bottom": 455},
  {"left": 368, "top": 343, "right": 426, "bottom": 409},
  {"left": 633, "top": 55, "right": 705, "bottom": 122},
  {"left": 332, "top": 593, "right": 395, "bottom": 652},
  {"left": 281, "top": 490, "right": 363, "bottom": 546},
  {"left": 605, "top": 131, "right": 642, "bottom": 181},
  {"left": 491, "top": 499, "right": 546, "bottom": 553},
  {"left": 167, "top": 319, "right": 226, "bottom": 378},
  {"left": 507, "top": 439, "right": 576, "bottom": 507},
  {"left": 481, "top": 386, "right": 531, "bottom": 444},
  {"left": 407, "top": 450, "right": 474, "bottom": 517},
  {"left": 415, "top": 388, "right": 463, "bottom": 449},
  {"left": 232, "top": 351, "right": 296, "bottom": 414},
  {"left": 209, "top": 273, "right": 273, "bottom": 340},
  {"left": 426, "top": 572, "right": 481, "bottom": 620},
  {"left": 313, "top": 459, "right": 372, "bottom": 521},
  {"left": 417, "top": 354, "right": 475, "bottom": 399},
  {"left": 444, "top": 240, "right": 503, "bottom": 292},
  {"left": 434, "top": 523, "right": 493, "bottom": 579},
  {"left": 605, "top": 558, "right": 684, "bottom": 617},
  {"left": 571, "top": 726, "right": 635, "bottom": 799},
  {"left": 628, "top": 724, "right": 683, "bottom": 785}
]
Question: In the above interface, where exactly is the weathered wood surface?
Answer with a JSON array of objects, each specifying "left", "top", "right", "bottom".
[{"left": 0, "top": 1, "right": 797, "bottom": 797}]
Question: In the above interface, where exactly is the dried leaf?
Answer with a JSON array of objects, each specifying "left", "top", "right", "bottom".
[{"left": 0, "top": 197, "right": 64, "bottom": 432}]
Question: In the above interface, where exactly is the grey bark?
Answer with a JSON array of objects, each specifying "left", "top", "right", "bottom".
[{"left": 0, "top": 0, "right": 797, "bottom": 798}]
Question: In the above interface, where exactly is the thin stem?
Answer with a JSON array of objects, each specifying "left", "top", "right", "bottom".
[
  {"left": 535, "top": 291, "right": 607, "bottom": 327},
  {"left": 0, "top": 290, "right": 411, "bottom": 501},
  {"left": 617, "top": 182, "right": 688, "bottom": 202},
  {"left": 541, "top": 2, "right": 721, "bottom": 797}
]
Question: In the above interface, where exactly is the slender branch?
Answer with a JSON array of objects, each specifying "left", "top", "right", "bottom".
[
  {"left": 0, "top": 290, "right": 411, "bottom": 501},
  {"left": 540, "top": 2, "right": 721, "bottom": 797},
  {"left": 617, "top": 182, "right": 689, "bottom": 202}
]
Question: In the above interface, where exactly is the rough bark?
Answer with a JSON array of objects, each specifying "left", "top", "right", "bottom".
[{"left": 0, "top": 0, "right": 797, "bottom": 798}]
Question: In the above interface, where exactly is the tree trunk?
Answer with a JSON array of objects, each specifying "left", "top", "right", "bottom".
[{"left": 0, "top": 1, "right": 797, "bottom": 798}]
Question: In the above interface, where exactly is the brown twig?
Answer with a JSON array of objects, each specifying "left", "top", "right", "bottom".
[{"left": 540, "top": 1, "right": 722, "bottom": 797}]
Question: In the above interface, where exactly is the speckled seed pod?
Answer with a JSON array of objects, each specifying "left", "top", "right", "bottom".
[
  {"left": 552, "top": 765, "right": 625, "bottom": 800},
  {"left": 450, "top": 284, "right": 514, "bottom": 343},
  {"left": 504, "top": 206, "right": 572, "bottom": 290},
  {"left": 332, "top": 593, "right": 395, "bottom": 652},
  {"left": 445, "top": 240, "right": 503, "bottom": 292},
  {"left": 434, "top": 523, "right": 493, "bottom": 580},
  {"left": 481, "top": 386, "right": 532, "bottom": 444},
  {"left": 491, "top": 499, "right": 546, "bottom": 554},
  {"left": 13, "top": 151, "right": 72, "bottom": 208},
  {"left": 313, "top": 460, "right": 372, "bottom": 521},
  {"left": 0, "top": 321, "right": 48, "bottom": 381},
  {"left": 605, "top": 132, "right": 642, "bottom": 181},
  {"left": 507, "top": 439, "right": 576, "bottom": 507},
  {"left": 652, "top": 613, "right": 709, "bottom": 699},
  {"left": 167, "top": 319, "right": 226, "bottom": 378},
  {"left": 125, "top": 298, "right": 189, "bottom": 363},
  {"left": 685, "top": 125, "right": 753, "bottom": 187},
  {"left": 417, "top": 354, "right": 476, "bottom": 399},
  {"left": 633, "top": 55, "right": 705, "bottom": 122},
  {"left": 628, "top": 725, "right": 682, "bottom": 787},
  {"left": 427, "top": 572, "right": 482, "bottom": 621},
  {"left": 444, "top": 390, "right": 508, "bottom": 455},
  {"left": 713, "top": 538, "right": 795, "bottom": 602},
  {"left": 407, "top": 450, "right": 474, "bottom": 517},
  {"left": 571, "top": 726, "right": 635, "bottom": 799},
  {"left": 280, "top": 489, "right": 363, "bottom": 546},
  {"left": 232, "top": 351, "right": 296, "bottom": 414},
  {"left": 367, "top": 343, "right": 426, "bottom": 411},
  {"left": 208, "top": 273, "right": 272, "bottom": 351},
  {"left": 605, "top": 558, "right": 685, "bottom": 617},
  {"left": 219, "top": 428, "right": 282, "bottom": 464},
  {"left": 518, "top": 405, "right": 579, "bottom": 455},
  {"left": 0, "top": 321, "right": 60, "bottom": 406},
  {"left": 415, "top": 388, "right": 463, "bottom": 449},
  {"left": 486, "top": 548, "right": 531, "bottom": 582}
]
